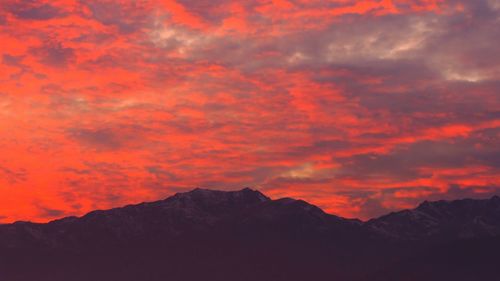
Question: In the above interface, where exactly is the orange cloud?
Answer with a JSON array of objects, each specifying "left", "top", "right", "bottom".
[{"left": 0, "top": 0, "right": 498, "bottom": 223}]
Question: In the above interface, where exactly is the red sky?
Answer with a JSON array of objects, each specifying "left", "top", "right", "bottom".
[{"left": 0, "top": 0, "right": 499, "bottom": 223}]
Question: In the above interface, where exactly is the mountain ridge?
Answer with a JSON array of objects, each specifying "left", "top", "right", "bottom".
[
  {"left": 3, "top": 187, "right": 498, "bottom": 226},
  {"left": 1, "top": 188, "right": 499, "bottom": 281}
]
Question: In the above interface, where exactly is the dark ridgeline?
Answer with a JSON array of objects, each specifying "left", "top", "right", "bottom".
[{"left": 0, "top": 188, "right": 499, "bottom": 281}]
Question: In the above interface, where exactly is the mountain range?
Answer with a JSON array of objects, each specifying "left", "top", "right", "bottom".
[{"left": 1, "top": 188, "right": 499, "bottom": 281}]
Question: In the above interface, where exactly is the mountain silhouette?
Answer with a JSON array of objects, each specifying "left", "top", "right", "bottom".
[
  {"left": 366, "top": 195, "right": 500, "bottom": 240},
  {"left": 1, "top": 188, "right": 499, "bottom": 281}
]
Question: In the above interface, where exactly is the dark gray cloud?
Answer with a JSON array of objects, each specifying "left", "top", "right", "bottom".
[
  {"left": 158, "top": 0, "right": 499, "bottom": 83},
  {"left": 0, "top": 166, "right": 27, "bottom": 184},
  {"left": 146, "top": 166, "right": 179, "bottom": 181},
  {"left": 31, "top": 42, "right": 75, "bottom": 68},
  {"left": 286, "top": 140, "right": 357, "bottom": 159},
  {"left": 81, "top": 0, "right": 151, "bottom": 33},
  {"left": 67, "top": 124, "right": 153, "bottom": 151},
  {"left": 337, "top": 128, "right": 500, "bottom": 181},
  {"left": 2, "top": 54, "right": 24, "bottom": 66},
  {"left": 6, "top": 2, "right": 65, "bottom": 20},
  {"left": 37, "top": 206, "right": 65, "bottom": 219},
  {"left": 68, "top": 128, "right": 123, "bottom": 150}
]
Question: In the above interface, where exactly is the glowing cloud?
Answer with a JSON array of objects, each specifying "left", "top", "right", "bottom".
[{"left": 0, "top": 0, "right": 498, "bottom": 222}]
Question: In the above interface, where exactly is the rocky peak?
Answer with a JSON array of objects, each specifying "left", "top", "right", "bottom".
[
  {"left": 367, "top": 196, "right": 500, "bottom": 240},
  {"left": 164, "top": 187, "right": 270, "bottom": 208}
]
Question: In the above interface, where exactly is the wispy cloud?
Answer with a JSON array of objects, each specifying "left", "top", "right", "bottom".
[{"left": 0, "top": 0, "right": 498, "bottom": 222}]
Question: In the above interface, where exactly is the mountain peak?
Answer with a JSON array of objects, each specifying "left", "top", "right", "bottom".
[
  {"left": 166, "top": 187, "right": 270, "bottom": 207},
  {"left": 417, "top": 200, "right": 430, "bottom": 208},
  {"left": 416, "top": 199, "right": 447, "bottom": 210},
  {"left": 415, "top": 196, "right": 500, "bottom": 211},
  {"left": 185, "top": 187, "right": 268, "bottom": 199},
  {"left": 368, "top": 195, "right": 500, "bottom": 240}
]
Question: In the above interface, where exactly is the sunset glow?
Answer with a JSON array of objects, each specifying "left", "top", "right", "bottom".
[{"left": 0, "top": 0, "right": 499, "bottom": 222}]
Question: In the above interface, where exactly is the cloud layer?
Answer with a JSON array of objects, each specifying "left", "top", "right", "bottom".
[{"left": 0, "top": 0, "right": 498, "bottom": 222}]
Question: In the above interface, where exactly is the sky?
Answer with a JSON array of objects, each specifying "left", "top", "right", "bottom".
[{"left": 0, "top": 0, "right": 499, "bottom": 223}]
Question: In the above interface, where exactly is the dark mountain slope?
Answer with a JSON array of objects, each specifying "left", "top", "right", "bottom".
[
  {"left": 364, "top": 236, "right": 500, "bottom": 281},
  {"left": 0, "top": 188, "right": 499, "bottom": 281},
  {"left": 0, "top": 188, "right": 379, "bottom": 281},
  {"left": 366, "top": 195, "right": 500, "bottom": 240}
]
